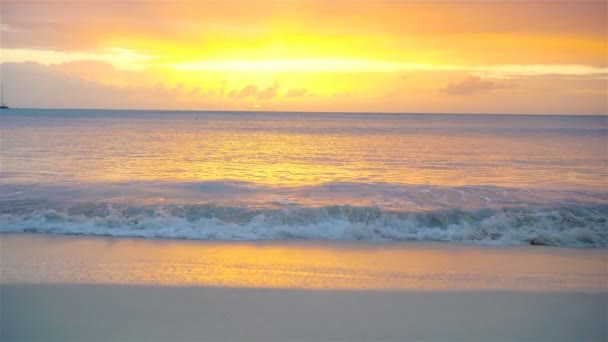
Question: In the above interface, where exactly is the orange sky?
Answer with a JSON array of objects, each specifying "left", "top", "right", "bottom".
[{"left": 0, "top": 0, "right": 606, "bottom": 114}]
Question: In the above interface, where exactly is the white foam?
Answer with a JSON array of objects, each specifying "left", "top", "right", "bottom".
[{"left": 1, "top": 204, "right": 606, "bottom": 247}]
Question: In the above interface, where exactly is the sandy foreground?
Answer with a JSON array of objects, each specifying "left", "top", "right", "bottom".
[{"left": 1, "top": 233, "right": 607, "bottom": 341}]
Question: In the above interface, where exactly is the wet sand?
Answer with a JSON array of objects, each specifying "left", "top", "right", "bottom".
[{"left": 1, "top": 233, "right": 607, "bottom": 341}]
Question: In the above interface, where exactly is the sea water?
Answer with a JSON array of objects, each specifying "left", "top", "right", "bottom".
[{"left": 1, "top": 109, "right": 606, "bottom": 246}]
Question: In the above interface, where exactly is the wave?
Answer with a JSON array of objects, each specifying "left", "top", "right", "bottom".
[{"left": 1, "top": 203, "right": 606, "bottom": 247}]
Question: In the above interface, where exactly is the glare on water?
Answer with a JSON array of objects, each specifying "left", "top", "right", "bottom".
[{"left": 1, "top": 110, "right": 605, "bottom": 190}]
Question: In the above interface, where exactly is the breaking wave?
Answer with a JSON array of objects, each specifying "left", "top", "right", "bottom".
[{"left": 1, "top": 203, "right": 607, "bottom": 247}]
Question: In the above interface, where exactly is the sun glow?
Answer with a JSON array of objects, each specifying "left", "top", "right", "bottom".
[
  {"left": 1, "top": 0, "right": 606, "bottom": 113},
  {"left": 170, "top": 58, "right": 433, "bottom": 73}
]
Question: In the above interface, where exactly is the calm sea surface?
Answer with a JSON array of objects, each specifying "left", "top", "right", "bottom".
[{"left": 1, "top": 109, "right": 606, "bottom": 246}]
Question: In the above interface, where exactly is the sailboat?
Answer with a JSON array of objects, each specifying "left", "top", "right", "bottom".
[{"left": 0, "top": 83, "right": 9, "bottom": 109}]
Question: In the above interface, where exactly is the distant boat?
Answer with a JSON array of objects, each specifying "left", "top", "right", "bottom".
[{"left": 0, "top": 83, "right": 8, "bottom": 109}]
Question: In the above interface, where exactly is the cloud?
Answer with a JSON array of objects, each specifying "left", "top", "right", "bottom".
[
  {"left": 257, "top": 82, "right": 280, "bottom": 100},
  {"left": 2, "top": 61, "right": 605, "bottom": 114},
  {"left": 228, "top": 85, "right": 258, "bottom": 98},
  {"left": 3, "top": 1, "right": 606, "bottom": 53},
  {"left": 0, "top": 62, "right": 211, "bottom": 109},
  {"left": 52, "top": 60, "right": 117, "bottom": 78},
  {"left": 189, "top": 87, "right": 202, "bottom": 97},
  {"left": 440, "top": 76, "right": 505, "bottom": 96},
  {"left": 285, "top": 88, "right": 309, "bottom": 98},
  {"left": 3, "top": 1, "right": 607, "bottom": 74},
  {"left": 48, "top": 60, "right": 154, "bottom": 86},
  {"left": 228, "top": 83, "right": 280, "bottom": 100}
]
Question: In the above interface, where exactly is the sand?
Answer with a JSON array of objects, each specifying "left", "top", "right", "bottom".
[
  {"left": 2, "top": 284, "right": 607, "bottom": 341},
  {"left": 1, "top": 233, "right": 607, "bottom": 341}
]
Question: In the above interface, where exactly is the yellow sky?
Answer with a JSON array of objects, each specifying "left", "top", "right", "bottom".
[{"left": 0, "top": 0, "right": 606, "bottom": 114}]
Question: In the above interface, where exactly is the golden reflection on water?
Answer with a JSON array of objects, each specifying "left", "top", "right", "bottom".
[
  {"left": 2, "top": 114, "right": 606, "bottom": 189},
  {"left": 82, "top": 132, "right": 607, "bottom": 188},
  {"left": 2, "top": 235, "right": 607, "bottom": 291}
]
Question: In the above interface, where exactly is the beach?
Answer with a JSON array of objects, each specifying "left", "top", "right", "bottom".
[
  {"left": 2, "top": 1, "right": 607, "bottom": 340},
  {"left": 1, "top": 111, "right": 607, "bottom": 340},
  {"left": 1, "top": 233, "right": 607, "bottom": 341}
]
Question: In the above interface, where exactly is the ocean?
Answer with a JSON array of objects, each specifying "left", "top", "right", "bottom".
[{"left": 1, "top": 109, "right": 606, "bottom": 246}]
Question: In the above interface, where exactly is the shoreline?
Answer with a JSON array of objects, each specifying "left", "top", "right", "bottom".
[
  {"left": 3, "top": 230, "right": 608, "bottom": 253},
  {"left": 2, "top": 232, "right": 606, "bottom": 291}
]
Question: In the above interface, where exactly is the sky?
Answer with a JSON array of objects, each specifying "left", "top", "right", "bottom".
[{"left": 0, "top": 0, "right": 606, "bottom": 114}]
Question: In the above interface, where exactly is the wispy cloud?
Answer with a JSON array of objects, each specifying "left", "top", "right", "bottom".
[
  {"left": 440, "top": 76, "right": 506, "bottom": 96},
  {"left": 285, "top": 88, "right": 310, "bottom": 98},
  {"left": 228, "top": 83, "right": 280, "bottom": 100},
  {"left": 2, "top": 61, "right": 606, "bottom": 114}
]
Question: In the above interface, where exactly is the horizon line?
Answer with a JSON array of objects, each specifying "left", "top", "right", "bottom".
[{"left": 2, "top": 107, "right": 606, "bottom": 117}]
